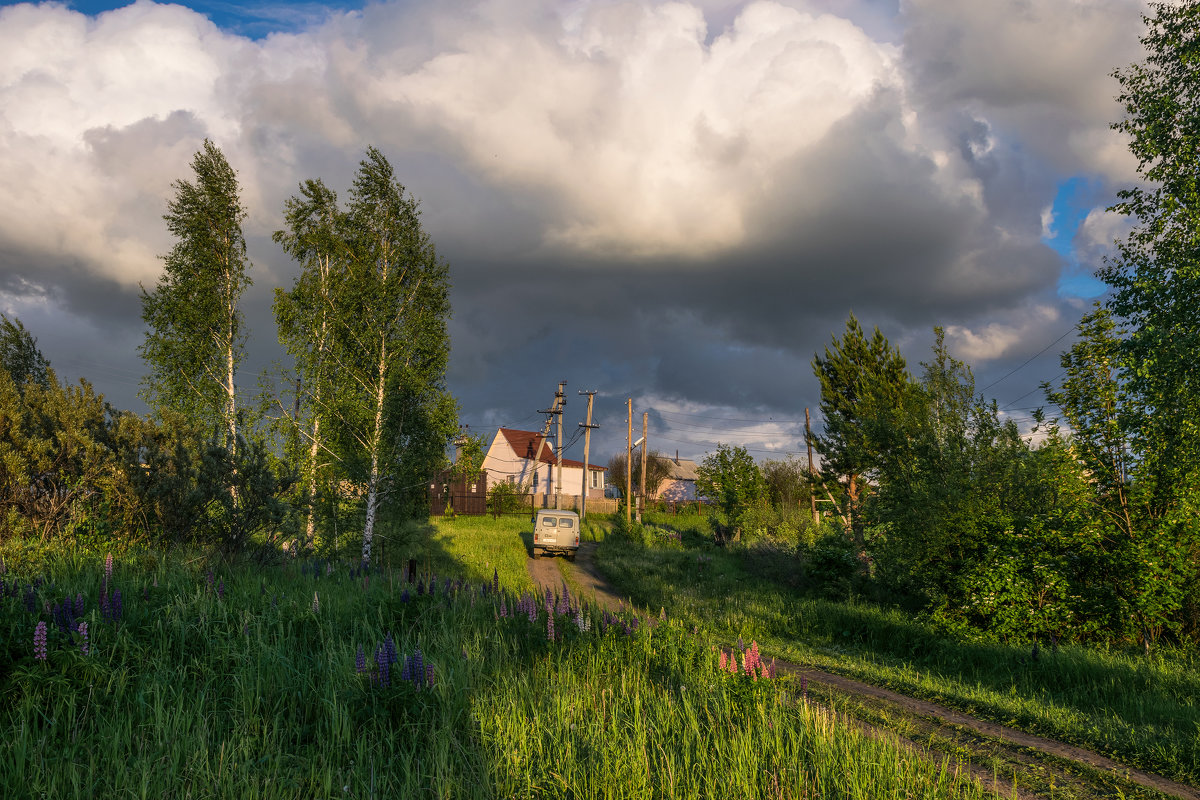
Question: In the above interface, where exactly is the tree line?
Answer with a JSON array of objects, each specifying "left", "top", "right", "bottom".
[
  {"left": 693, "top": 1, "right": 1200, "bottom": 647},
  {"left": 0, "top": 144, "right": 456, "bottom": 559}
]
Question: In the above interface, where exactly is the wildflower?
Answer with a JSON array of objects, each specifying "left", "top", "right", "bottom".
[
  {"left": 217, "top": 580, "right": 225, "bottom": 601},
  {"left": 112, "top": 589, "right": 122, "bottom": 620},
  {"left": 100, "top": 591, "right": 111, "bottom": 622},
  {"left": 77, "top": 621, "right": 88, "bottom": 656},
  {"left": 401, "top": 588, "right": 411, "bottom": 603},
  {"left": 412, "top": 648, "right": 424, "bottom": 682},
  {"left": 425, "top": 664, "right": 435, "bottom": 687},
  {"left": 33, "top": 621, "right": 48, "bottom": 661},
  {"left": 23, "top": 585, "right": 35, "bottom": 614},
  {"left": 104, "top": 553, "right": 113, "bottom": 584},
  {"left": 207, "top": 570, "right": 214, "bottom": 592},
  {"left": 356, "top": 645, "right": 367, "bottom": 674},
  {"left": 718, "top": 651, "right": 727, "bottom": 671},
  {"left": 384, "top": 633, "right": 397, "bottom": 665},
  {"left": 312, "top": 592, "right": 319, "bottom": 614},
  {"left": 492, "top": 568, "right": 499, "bottom": 595},
  {"left": 499, "top": 596, "right": 508, "bottom": 618},
  {"left": 375, "top": 646, "right": 390, "bottom": 687},
  {"left": 547, "top": 614, "right": 555, "bottom": 642},
  {"left": 75, "top": 593, "right": 84, "bottom": 619}
]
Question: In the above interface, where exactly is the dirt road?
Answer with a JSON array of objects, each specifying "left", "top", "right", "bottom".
[{"left": 526, "top": 544, "right": 1200, "bottom": 800}]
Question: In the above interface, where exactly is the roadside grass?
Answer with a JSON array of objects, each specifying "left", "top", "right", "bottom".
[
  {"left": 594, "top": 513, "right": 1200, "bottom": 788},
  {"left": 0, "top": 528, "right": 997, "bottom": 799}
]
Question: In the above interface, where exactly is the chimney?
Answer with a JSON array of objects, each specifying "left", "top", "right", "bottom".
[{"left": 675, "top": 449, "right": 680, "bottom": 465}]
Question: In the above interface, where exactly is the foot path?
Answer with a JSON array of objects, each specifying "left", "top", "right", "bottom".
[{"left": 526, "top": 543, "right": 1200, "bottom": 800}]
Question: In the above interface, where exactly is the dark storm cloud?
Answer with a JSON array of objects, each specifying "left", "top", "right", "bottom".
[{"left": 0, "top": 0, "right": 1151, "bottom": 460}]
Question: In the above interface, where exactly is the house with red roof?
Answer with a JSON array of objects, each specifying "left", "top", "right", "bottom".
[{"left": 482, "top": 427, "right": 607, "bottom": 504}]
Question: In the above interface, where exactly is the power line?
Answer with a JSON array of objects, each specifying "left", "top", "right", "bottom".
[{"left": 978, "top": 324, "right": 1078, "bottom": 393}]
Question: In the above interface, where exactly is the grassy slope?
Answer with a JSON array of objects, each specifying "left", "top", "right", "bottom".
[
  {"left": 593, "top": 513, "right": 1200, "bottom": 787},
  {"left": 0, "top": 523, "right": 995, "bottom": 800}
]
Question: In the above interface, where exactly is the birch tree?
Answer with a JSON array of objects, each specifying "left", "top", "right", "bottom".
[
  {"left": 140, "top": 139, "right": 250, "bottom": 460},
  {"left": 273, "top": 179, "right": 345, "bottom": 547},
  {"left": 338, "top": 147, "right": 455, "bottom": 562}
]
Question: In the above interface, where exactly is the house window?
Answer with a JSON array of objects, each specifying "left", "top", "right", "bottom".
[{"left": 590, "top": 471, "right": 599, "bottom": 489}]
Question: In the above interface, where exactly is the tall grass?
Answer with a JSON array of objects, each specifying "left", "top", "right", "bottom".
[
  {"left": 0, "top": 528, "right": 995, "bottom": 799},
  {"left": 594, "top": 515, "right": 1200, "bottom": 786}
]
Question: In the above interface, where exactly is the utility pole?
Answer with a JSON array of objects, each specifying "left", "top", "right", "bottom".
[
  {"left": 555, "top": 381, "right": 566, "bottom": 509},
  {"left": 536, "top": 384, "right": 564, "bottom": 509},
  {"left": 638, "top": 412, "right": 648, "bottom": 523},
  {"left": 806, "top": 407, "right": 819, "bottom": 525},
  {"left": 626, "top": 398, "right": 633, "bottom": 526},
  {"left": 579, "top": 391, "right": 597, "bottom": 520}
]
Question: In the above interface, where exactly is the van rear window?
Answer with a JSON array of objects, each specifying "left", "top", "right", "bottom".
[
  {"left": 541, "top": 517, "right": 557, "bottom": 527},
  {"left": 558, "top": 518, "right": 574, "bottom": 529}
]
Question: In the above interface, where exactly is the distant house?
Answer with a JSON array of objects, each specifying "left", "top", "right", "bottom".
[
  {"left": 481, "top": 427, "right": 607, "bottom": 499},
  {"left": 657, "top": 452, "right": 699, "bottom": 502}
]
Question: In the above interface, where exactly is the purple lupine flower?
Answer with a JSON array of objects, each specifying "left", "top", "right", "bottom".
[
  {"left": 555, "top": 590, "right": 568, "bottom": 617},
  {"left": 75, "top": 593, "right": 84, "bottom": 619},
  {"left": 217, "top": 580, "right": 224, "bottom": 601},
  {"left": 499, "top": 597, "right": 508, "bottom": 618},
  {"left": 492, "top": 568, "right": 499, "bottom": 596},
  {"left": 412, "top": 649, "right": 424, "bottom": 684},
  {"left": 425, "top": 664, "right": 435, "bottom": 687},
  {"left": 33, "top": 621, "right": 48, "bottom": 661},
  {"left": 416, "top": 579, "right": 425, "bottom": 596},
  {"left": 23, "top": 585, "right": 35, "bottom": 613},
  {"left": 384, "top": 633, "right": 397, "bottom": 665},
  {"left": 546, "top": 613, "right": 555, "bottom": 642},
  {"left": 400, "top": 654, "right": 412, "bottom": 684},
  {"left": 355, "top": 645, "right": 367, "bottom": 674},
  {"left": 375, "top": 646, "right": 390, "bottom": 687},
  {"left": 100, "top": 591, "right": 111, "bottom": 622},
  {"left": 401, "top": 588, "right": 411, "bottom": 603},
  {"left": 737, "top": 636, "right": 744, "bottom": 652},
  {"left": 112, "top": 589, "right": 122, "bottom": 620},
  {"left": 206, "top": 570, "right": 214, "bottom": 593},
  {"left": 77, "top": 621, "right": 88, "bottom": 656}
]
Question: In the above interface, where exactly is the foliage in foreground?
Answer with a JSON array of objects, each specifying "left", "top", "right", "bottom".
[
  {"left": 596, "top": 513, "right": 1200, "bottom": 788},
  {"left": 0, "top": 536, "right": 994, "bottom": 800}
]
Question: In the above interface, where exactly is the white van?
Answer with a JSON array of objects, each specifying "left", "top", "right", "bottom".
[{"left": 531, "top": 509, "right": 580, "bottom": 561}]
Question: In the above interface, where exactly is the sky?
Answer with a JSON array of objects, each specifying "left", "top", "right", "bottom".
[{"left": 0, "top": 0, "right": 1150, "bottom": 469}]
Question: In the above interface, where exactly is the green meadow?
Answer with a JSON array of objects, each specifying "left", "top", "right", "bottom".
[
  {"left": 594, "top": 512, "right": 1200, "bottom": 789},
  {"left": 0, "top": 518, "right": 997, "bottom": 800}
]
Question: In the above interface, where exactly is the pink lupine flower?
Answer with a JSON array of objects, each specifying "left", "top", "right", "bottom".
[
  {"left": 33, "top": 621, "right": 47, "bottom": 661},
  {"left": 104, "top": 553, "right": 113, "bottom": 584},
  {"left": 547, "top": 613, "right": 555, "bottom": 642},
  {"left": 718, "top": 651, "right": 727, "bottom": 670},
  {"left": 77, "top": 621, "right": 88, "bottom": 656}
]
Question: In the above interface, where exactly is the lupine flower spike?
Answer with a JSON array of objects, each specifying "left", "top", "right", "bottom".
[
  {"left": 77, "top": 621, "right": 88, "bottom": 656},
  {"left": 312, "top": 591, "right": 319, "bottom": 613},
  {"left": 33, "top": 621, "right": 48, "bottom": 662}
]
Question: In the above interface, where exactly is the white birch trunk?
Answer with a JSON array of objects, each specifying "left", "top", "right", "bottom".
[{"left": 361, "top": 337, "right": 388, "bottom": 564}]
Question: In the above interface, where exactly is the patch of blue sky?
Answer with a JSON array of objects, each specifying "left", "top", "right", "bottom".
[
  {"left": 14, "top": 0, "right": 366, "bottom": 39},
  {"left": 1044, "top": 175, "right": 1108, "bottom": 299}
]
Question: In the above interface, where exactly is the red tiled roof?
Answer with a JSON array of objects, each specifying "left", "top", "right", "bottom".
[{"left": 497, "top": 428, "right": 604, "bottom": 470}]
